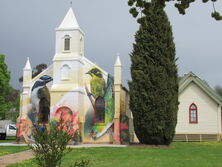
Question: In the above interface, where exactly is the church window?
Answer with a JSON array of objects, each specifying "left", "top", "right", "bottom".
[
  {"left": 39, "top": 98, "right": 50, "bottom": 124},
  {"left": 61, "top": 64, "right": 70, "bottom": 80},
  {"left": 64, "top": 35, "right": 70, "bottom": 51},
  {"left": 95, "top": 96, "right": 105, "bottom": 123},
  {"left": 189, "top": 103, "right": 198, "bottom": 123}
]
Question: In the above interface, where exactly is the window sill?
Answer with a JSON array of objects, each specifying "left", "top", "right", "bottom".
[
  {"left": 61, "top": 78, "right": 70, "bottom": 81},
  {"left": 63, "top": 50, "right": 71, "bottom": 53},
  {"left": 189, "top": 122, "right": 198, "bottom": 124}
]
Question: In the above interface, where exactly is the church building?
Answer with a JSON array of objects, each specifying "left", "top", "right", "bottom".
[{"left": 17, "top": 8, "right": 132, "bottom": 144}]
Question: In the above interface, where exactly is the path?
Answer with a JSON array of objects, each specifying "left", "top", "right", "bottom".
[{"left": 0, "top": 150, "right": 34, "bottom": 167}]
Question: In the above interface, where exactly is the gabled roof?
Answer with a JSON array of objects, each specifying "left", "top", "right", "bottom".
[
  {"left": 58, "top": 8, "right": 80, "bottom": 30},
  {"left": 179, "top": 72, "right": 222, "bottom": 105}
]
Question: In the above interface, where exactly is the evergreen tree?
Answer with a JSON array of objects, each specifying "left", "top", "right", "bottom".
[
  {"left": 0, "top": 54, "right": 11, "bottom": 120},
  {"left": 129, "top": 2, "right": 178, "bottom": 145},
  {"left": 128, "top": 0, "right": 222, "bottom": 21}
]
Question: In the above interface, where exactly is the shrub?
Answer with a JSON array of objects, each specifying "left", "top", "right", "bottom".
[{"left": 30, "top": 120, "right": 72, "bottom": 167}]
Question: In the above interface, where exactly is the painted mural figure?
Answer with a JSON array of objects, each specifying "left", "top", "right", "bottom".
[
  {"left": 86, "top": 68, "right": 105, "bottom": 99},
  {"left": 52, "top": 106, "right": 79, "bottom": 139},
  {"left": 30, "top": 75, "right": 52, "bottom": 124},
  {"left": 85, "top": 67, "right": 114, "bottom": 140}
]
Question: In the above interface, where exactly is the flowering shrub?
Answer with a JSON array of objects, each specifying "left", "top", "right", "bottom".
[{"left": 30, "top": 119, "right": 72, "bottom": 167}]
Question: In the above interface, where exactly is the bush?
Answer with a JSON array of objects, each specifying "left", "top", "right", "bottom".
[{"left": 30, "top": 120, "right": 72, "bottom": 167}]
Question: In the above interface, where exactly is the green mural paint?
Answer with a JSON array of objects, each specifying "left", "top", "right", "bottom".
[{"left": 85, "top": 67, "right": 114, "bottom": 140}]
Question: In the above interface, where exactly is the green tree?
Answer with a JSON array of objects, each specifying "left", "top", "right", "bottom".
[
  {"left": 5, "top": 87, "right": 20, "bottom": 122},
  {"left": 0, "top": 54, "right": 11, "bottom": 120},
  {"left": 128, "top": 0, "right": 222, "bottom": 21},
  {"left": 128, "top": 2, "right": 178, "bottom": 145}
]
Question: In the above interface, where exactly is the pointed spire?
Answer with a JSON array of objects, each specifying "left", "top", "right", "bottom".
[
  {"left": 24, "top": 57, "right": 31, "bottom": 70},
  {"left": 58, "top": 8, "right": 80, "bottom": 30},
  {"left": 115, "top": 54, "right": 122, "bottom": 67}
]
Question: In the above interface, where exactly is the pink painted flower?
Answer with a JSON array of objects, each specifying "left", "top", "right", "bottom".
[{"left": 120, "top": 123, "right": 128, "bottom": 130}]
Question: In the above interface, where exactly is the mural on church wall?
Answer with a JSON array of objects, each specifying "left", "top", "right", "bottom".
[
  {"left": 17, "top": 75, "right": 53, "bottom": 142},
  {"left": 29, "top": 75, "right": 52, "bottom": 125},
  {"left": 18, "top": 66, "right": 115, "bottom": 144},
  {"left": 120, "top": 114, "right": 130, "bottom": 144},
  {"left": 120, "top": 93, "right": 130, "bottom": 144},
  {"left": 51, "top": 106, "right": 80, "bottom": 140},
  {"left": 84, "top": 67, "right": 114, "bottom": 140},
  {"left": 16, "top": 117, "right": 33, "bottom": 142}
]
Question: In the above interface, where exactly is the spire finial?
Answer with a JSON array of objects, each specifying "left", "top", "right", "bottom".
[
  {"left": 70, "top": 1, "right": 72, "bottom": 7},
  {"left": 115, "top": 53, "right": 122, "bottom": 66},
  {"left": 24, "top": 57, "right": 32, "bottom": 70}
]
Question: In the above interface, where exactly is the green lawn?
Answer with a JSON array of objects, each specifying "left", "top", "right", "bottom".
[
  {"left": 0, "top": 146, "right": 29, "bottom": 156},
  {"left": 0, "top": 137, "right": 16, "bottom": 143},
  {"left": 7, "top": 142, "right": 222, "bottom": 167}
]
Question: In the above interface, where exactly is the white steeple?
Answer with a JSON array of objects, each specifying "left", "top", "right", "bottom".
[
  {"left": 23, "top": 57, "right": 32, "bottom": 86},
  {"left": 54, "top": 7, "right": 84, "bottom": 56},
  {"left": 24, "top": 57, "right": 31, "bottom": 70},
  {"left": 115, "top": 55, "right": 122, "bottom": 67},
  {"left": 114, "top": 55, "right": 122, "bottom": 85},
  {"left": 53, "top": 6, "right": 85, "bottom": 87},
  {"left": 58, "top": 8, "right": 80, "bottom": 30}
]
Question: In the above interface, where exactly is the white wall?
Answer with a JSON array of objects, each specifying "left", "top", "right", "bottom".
[{"left": 177, "top": 82, "right": 220, "bottom": 134}]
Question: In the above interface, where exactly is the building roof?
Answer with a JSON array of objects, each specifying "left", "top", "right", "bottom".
[
  {"left": 58, "top": 8, "right": 80, "bottom": 30},
  {"left": 179, "top": 72, "right": 222, "bottom": 105}
]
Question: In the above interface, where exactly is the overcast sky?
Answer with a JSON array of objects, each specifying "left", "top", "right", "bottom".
[{"left": 0, "top": 0, "right": 222, "bottom": 89}]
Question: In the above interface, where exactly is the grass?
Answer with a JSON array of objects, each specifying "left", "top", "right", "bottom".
[
  {"left": 0, "top": 137, "right": 16, "bottom": 143},
  {"left": 0, "top": 146, "right": 29, "bottom": 156},
  {"left": 7, "top": 142, "right": 222, "bottom": 167}
]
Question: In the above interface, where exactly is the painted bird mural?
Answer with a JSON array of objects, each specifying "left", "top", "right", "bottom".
[
  {"left": 29, "top": 75, "right": 53, "bottom": 124},
  {"left": 86, "top": 68, "right": 105, "bottom": 99},
  {"left": 86, "top": 67, "right": 114, "bottom": 140}
]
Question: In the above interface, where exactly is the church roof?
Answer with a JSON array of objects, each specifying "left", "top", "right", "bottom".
[
  {"left": 58, "top": 8, "right": 80, "bottom": 30},
  {"left": 179, "top": 72, "right": 222, "bottom": 105}
]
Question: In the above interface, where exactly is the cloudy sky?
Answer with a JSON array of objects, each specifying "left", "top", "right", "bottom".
[{"left": 0, "top": 0, "right": 222, "bottom": 89}]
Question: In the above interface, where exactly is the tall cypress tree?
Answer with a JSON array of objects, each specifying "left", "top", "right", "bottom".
[{"left": 129, "top": 3, "right": 178, "bottom": 145}]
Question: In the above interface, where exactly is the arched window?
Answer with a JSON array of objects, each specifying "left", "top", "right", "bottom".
[
  {"left": 39, "top": 98, "right": 50, "bottom": 124},
  {"left": 61, "top": 64, "right": 70, "bottom": 80},
  {"left": 55, "top": 106, "right": 73, "bottom": 123},
  {"left": 64, "top": 35, "right": 71, "bottom": 51},
  {"left": 189, "top": 103, "right": 198, "bottom": 123},
  {"left": 95, "top": 96, "right": 105, "bottom": 123}
]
